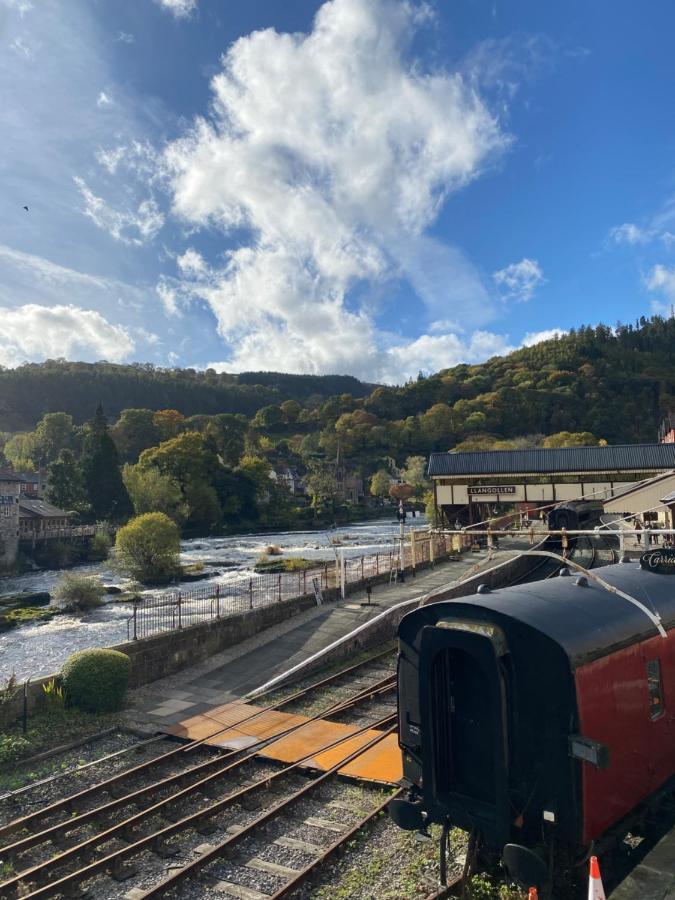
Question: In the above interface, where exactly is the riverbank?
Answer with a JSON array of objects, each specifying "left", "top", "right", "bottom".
[{"left": 0, "top": 517, "right": 425, "bottom": 680}]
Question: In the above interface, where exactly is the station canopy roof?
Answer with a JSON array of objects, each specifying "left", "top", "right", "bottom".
[{"left": 427, "top": 443, "right": 675, "bottom": 478}]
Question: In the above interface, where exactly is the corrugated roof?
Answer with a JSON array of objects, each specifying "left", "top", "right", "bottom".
[
  {"left": 427, "top": 444, "right": 675, "bottom": 477},
  {"left": 19, "top": 496, "right": 69, "bottom": 518}
]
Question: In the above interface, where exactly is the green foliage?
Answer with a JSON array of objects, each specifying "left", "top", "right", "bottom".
[
  {"left": 541, "top": 430, "right": 600, "bottom": 447},
  {"left": 42, "top": 678, "right": 65, "bottom": 711},
  {"left": 33, "top": 412, "right": 75, "bottom": 463},
  {"left": 4, "top": 431, "right": 39, "bottom": 470},
  {"left": 80, "top": 406, "right": 133, "bottom": 521},
  {"left": 123, "top": 464, "right": 187, "bottom": 523},
  {"left": 0, "top": 734, "right": 30, "bottom": 766},
  {"left": 52, "top": 573, "right": 106, "bottom": 611},
  {"left": 90, "top": 530, "right": 112, "bottom": 560},
  {"left": 0, "top": 673, "right": 19, "bottom": 730},
  {"left": 111, "top": 408, "right": 159, "bottom": 462},
  {"left": 115, "top": 512, "right": 181, "bottom": 582},
  {"left": 46, "top": 448, "right": 87, "bottom": 511},
  {"left": 61, "top": 648, "right": 131, "bottom": 713},
  {"left": 370, "top": 468, "right": 392, "bottom": 498}
]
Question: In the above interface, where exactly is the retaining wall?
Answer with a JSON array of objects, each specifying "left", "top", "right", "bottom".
[{"left": 2, "top": 543, "right": 541, "bottom": 725}]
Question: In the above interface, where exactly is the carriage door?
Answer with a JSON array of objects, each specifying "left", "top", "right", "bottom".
[{"left": 419, "top": 621, "right": 510, "bottom": 846}]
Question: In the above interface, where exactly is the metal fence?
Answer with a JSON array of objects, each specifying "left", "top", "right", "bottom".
[{"left": 125, "top": 531, "right": 466, "bottom": 641}]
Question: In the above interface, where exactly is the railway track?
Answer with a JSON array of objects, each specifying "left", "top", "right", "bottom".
[{"left": 0, "top": 651, "right": 400, "bottom": 900}]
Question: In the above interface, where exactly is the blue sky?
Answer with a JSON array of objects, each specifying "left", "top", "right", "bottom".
[{"left": 2, "top": 0, "right": 675, "bottom": 383}]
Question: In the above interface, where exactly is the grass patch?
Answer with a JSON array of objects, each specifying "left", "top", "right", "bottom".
[
  {"left": 0, "top": 606, "right": 60, "bottom": 631},
  {"left": 0, "top": 707, "right": 120, "bottom": 787},
  {"left": 254, "top": 555, "right": 320, "bottom": 573}
]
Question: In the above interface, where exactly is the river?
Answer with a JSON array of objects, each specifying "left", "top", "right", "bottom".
[{"left": 0, "top": 516, "right": 423, "bottom": 681}]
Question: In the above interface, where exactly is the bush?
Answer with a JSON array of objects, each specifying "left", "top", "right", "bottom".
[
  {"left": 61, "top": 649, "right": 131, "bottom": 713},
  {"left": 90, "top": 530, "right": 112, "bottom": 560},
  {"left": 0, "top": 734, "right": 30, "bottom": 766},
  {"left": 114, "top": 512, "right": 181, "bottom": 583},
  {"left": 52, "top": 573, "right": 105, "bottom": 611}
]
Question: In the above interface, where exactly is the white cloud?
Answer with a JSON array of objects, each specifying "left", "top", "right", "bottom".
[
  {"left": 176, "top": 248, "right": 206, "bottom": 276},
  {"left": 0, "top": 304, "right": 135, "bottom": 367},
  {"left": 9, "top": 36, "right": 31, "bottom": 57},
  {"left": 154, "top": 0, "right": 197, "bottom": 19},
  {"left": 609, "top": 222, "right": 651, "bottom": 245},
  {"left": 156, "top": 279, "right": 180, "bottom": 317},
  {"left": 381, "top": 330, "right": 515, "bottom": 382},
  {"left": 493, "top": 257, "right": 544, "bottom": 302},
  {"left": 165, "top": 0, "right": 509, "bottom": 379},
  {"left": 645, "top": 264, "right": 675, "bottom": 300},
  {"left": 97, "top": 91, "right": 112, "bottom": 108},
  {"left": 521, "top": 328, "right": 565, "bottom": 346},
  {"left": 116, "top": 31, "right": 134, "bottom": 44},
  {"left": 73, "top": 176, "right": 164, "bottom": 245}
]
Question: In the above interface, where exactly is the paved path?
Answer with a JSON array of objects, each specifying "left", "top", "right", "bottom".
[{"left": 123, "top": 544, "right": 521, "bottom": 732}]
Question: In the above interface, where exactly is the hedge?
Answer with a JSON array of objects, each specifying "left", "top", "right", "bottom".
[{"left": 61, "top": 649, "right": 131, "bottom": 713}]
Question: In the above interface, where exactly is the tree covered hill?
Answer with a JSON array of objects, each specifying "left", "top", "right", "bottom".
[
  {"left": 0, "top": 361, "right": 374, "bottom": 431},
  {"left": 360, "top": 317, "right": 675, "bottom": 446},
  {"left": 2, "top": 315, "right": 674, "bottom": 445}
]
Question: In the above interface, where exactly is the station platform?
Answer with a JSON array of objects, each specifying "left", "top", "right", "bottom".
[
  {"left": 609, "top": 827, "right": 675, "bottom": 898},
  {"left": 124, "top": 541, "right": 524, "bottom": 732}
]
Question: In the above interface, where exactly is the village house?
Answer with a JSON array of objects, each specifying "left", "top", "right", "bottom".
[{"left": 18, "top": 496, "right": 71, "bottom": 541}]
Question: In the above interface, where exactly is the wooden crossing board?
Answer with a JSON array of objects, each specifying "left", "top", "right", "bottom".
[{"left": 165, "top": 700, "right": 402, "bottom": 785}]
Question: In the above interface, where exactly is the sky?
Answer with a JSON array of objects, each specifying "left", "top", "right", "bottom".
[{"left": 3, "top": 0, "right": 675, "bottom": 384}]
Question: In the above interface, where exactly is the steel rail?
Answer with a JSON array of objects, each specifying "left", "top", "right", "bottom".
[
  {"left": 14, "top": 714, "right": 397, "bottom": 900},
  {"left": 0, "top": 646, "right": 395, "bottom": 845},
  {"left": 0, "top": 679, "right": 397, "bottom": 889},
  {"left": 136, "top": 721, "right": 399, "bottom": 899},
  {"left": 269, "top": 787, "right": 404, "bottom": 899}
]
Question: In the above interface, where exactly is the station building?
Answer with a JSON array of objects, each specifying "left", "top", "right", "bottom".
[{"left": 428, "top": 443, "right": 675, "bottom": 525}]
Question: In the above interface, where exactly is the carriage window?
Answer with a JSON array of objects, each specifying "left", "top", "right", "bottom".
[{"left": 647, "top": 659, "right": 664, "bottom": 720}]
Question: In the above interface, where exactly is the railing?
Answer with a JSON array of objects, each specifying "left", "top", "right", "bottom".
[
  {"left": 19, "top": 524, "right": 111, "bottom": 543},
  {"left": 125, "top": 531, "right": 466, "bottom": 642}
]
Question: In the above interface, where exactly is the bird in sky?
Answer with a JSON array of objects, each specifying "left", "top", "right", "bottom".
[{"left": 22, "top": 206, "right": 29, "bottom": 211}]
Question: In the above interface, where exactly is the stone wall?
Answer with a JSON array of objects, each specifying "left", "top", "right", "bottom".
[{"left": 0, "top": 480, "right": 20, "bottom": 569}]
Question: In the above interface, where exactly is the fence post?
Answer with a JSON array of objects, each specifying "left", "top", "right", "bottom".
[
  {"left": 249, "top": 578, "right": 253, "bottom": 610},
  {"left": 132, "top": 599, "right": 138, "bottom": 641},
  {"left": 303, "top": 569, "right": 307, "bottom": 595},
  {"left": 177, "top": 592, "right": 182, "bottom": 629},
  {"left": 361, "top": 556, "right": 364, "bottom": 581},
  {"left": 376, "top": 554, "right": 379, "bottom": 575},
  {"left": 215, "top": 584, "right": 220, "bottom": 618},
  {"left": 278, "top": 573, "right": 282, "bottom": 601}
]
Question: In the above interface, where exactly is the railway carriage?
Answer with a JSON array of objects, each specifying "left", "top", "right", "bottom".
[{"left": 389, "top": 559, "right": 675, "bottom": 889}]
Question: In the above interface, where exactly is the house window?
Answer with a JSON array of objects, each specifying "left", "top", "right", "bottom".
[{"left": 646, "top": 659, "right": 664, "bottom": 720}]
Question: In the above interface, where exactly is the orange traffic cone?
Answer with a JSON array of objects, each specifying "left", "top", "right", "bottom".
[
  {"left": 528, "top": 889, "right": 538, "bottom": 899},
  {"left": 588, "top": 856, "right": 606, "bottom": 900}
]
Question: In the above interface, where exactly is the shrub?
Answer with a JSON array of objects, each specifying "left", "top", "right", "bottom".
[
  {"left": 52, "top": 573, "right": 105, "bottom": 611},
  {"left": 114, "top": 512, "right": 181, "bottom": 583},
  {"left": 90, "top": 530, "right": 112, "bottom": 560},
  {"left": 42, "top": 677, "right": 65, "bottom": 711},
  {"left": 0, "top": 673, "right": 18, "bottom": 730},
  {"left": 61, "top": 649, "right": 131, "bottom": 713},
  {"left": 0, "top": 734, "right": 30, "bottom": 766}
]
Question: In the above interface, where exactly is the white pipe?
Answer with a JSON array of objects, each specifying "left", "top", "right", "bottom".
[
  {"left": 513, "top": 549, "right": 667, "bottom": 638},
  {"left": 246, "top": 594, "right": 424, "bottom": 699}
]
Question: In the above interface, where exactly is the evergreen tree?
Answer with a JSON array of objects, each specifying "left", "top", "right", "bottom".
[{"left": 81, "top": 406, "right": 133, "bottom": 521}]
